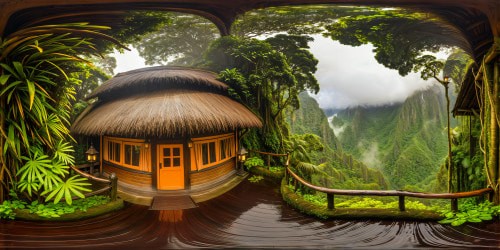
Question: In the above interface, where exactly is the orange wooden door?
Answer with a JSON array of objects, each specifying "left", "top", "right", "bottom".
[{"left": 157, "top": 144, "right": 184, "bottom": 190}]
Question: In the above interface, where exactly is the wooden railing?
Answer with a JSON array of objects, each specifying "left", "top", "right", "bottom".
[
  {"left": 286, "top": 167, "right": 493, "bottom": 212},
  {"left": 71, "top": 165, "right": 118, "bottom": 201},
  {"left": 247, "top": 149, "right": 290, "bottom": 169}
]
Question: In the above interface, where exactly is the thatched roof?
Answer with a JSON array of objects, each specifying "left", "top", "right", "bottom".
[
  {"left": 88, "top": 66, "right": 227, "bottom": 100},
  {"left": 72, "top": 67, "right": 262, "bottom": 137}
]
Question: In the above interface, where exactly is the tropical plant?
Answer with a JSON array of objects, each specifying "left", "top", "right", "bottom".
[
  {"left": 413, "top": 55, "right": 454, "bottom": 192},
  {"left": 0, "top": 22, "right": 123, "bottom": 203},
  {"left": 244, "top": 157, "right": 264, "bottom": 170},
  {"left": 438, "top": 200, "right": 500, "bottom": 226},
  {"left": 248, "top": 175, "right": 264, "bottom": 183},
  {"left": 205, "top": 35, "right": 319, "bottom": 153},
  {"left": 284, "top": 133, "right": 324, "bottom": 165}
]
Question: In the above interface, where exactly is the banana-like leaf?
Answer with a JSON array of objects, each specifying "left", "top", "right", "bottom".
[
  {"left": 42, "top": 175, "right": 91, "bottom": 205},
  {"left": 52, "top": 140, "right": 75, "bottom": 166}
]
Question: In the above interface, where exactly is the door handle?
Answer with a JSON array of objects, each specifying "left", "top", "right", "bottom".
[{"left": 159, "top": 163, "right": 162, "bottom": 169}]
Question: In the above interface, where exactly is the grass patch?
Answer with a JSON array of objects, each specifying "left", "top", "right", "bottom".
[
  {"left": 248, "top": 165, "right": 285, "bottom": 181},
  {"left": 13, "top": 198, "right": 124, "bottom": 221},
  {"left": 281, "top": 179, "right": 443, "bottom": 221}
]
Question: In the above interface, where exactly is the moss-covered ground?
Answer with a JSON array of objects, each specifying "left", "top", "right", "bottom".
[
  {"left": 280, "top": 178, "right": 443, "bottom": 221},
  {"left": 14, "top": 198, "right": 124, "bottom": 221}
]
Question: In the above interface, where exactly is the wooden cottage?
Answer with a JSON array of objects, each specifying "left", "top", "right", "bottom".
[{"left": 71, "top": 66, "right": 262, "bottom": 194}]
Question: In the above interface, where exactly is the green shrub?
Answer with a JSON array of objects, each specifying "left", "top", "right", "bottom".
[
  {"left": 248, "top": 175, "right": 264, "bottom": 183},
  {"left": 244, "top": 157, "right": 264, "bottom": 170},
  {"left": 0, "top": 195, "right": 111, "bottom": 220},
  {"left": 438, "top": 201, "right": 500, "bottom": 226}
]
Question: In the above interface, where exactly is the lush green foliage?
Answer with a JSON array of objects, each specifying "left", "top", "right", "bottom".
[
  {"left": 438, "top": 201, "right": 500, "bottom": 226},
  {"left": 205, "top": 35, "right": 319, "bottom": 153},
  {"left": 289, "top": 92, "right": 388, "bottom": 190},
  {"left": 136, "top": 13, "right": 219, "bottom": 66},
  {"left": 27, "top": 195, "right": 110, "bottom": 218},
  {"left": 0, "top": 23, "right": 120, "bottom": 203},
  {"left": 324, "top": 10, "right": 453, "bottom": 76},
  {"left": 334, "top": 87, "right": 448, "bottom": 190},
  {"left": 248, "top": 175, "right": 264, "bottom": 183},
  {"left": 0, "top": 195, "right": 110, "bottom": 219},
  {"left": 244, "top": 157, "right": 264, "bottom": 170},
  {"left": 0, "top": 200, "right": 26, "bottom": 219}
]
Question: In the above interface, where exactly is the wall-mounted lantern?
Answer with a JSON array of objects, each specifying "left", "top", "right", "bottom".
[
  {"left": 187, "top": 139, "right": 193, "bottom": 148},
  {"left": 238, "top": 146, "right": 248, "bottom": 162}
]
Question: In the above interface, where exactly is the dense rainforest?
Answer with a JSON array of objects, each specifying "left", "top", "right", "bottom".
[
  {"left": 0, "top": 4, "right": 487, "bottom": 222},
  {"left": 289, "top": 92, "right": 388, "bottom": 190}
]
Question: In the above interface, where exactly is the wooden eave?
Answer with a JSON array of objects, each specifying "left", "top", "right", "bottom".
[{"left": 453, "top": 41, "right": 500, "bottom": 116}]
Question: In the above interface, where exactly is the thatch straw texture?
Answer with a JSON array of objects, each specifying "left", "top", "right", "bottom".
[
  {"left": 72, "top": 89, "right": 262, "bottom": 137},
  {"left": 88, "top": 66, "right": 227, "bottom": 100}
]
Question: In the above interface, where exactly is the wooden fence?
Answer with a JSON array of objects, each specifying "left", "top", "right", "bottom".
[
  {"left": 247, "top": 149, "right": 289, "bottom": 169},
  {"left": 287, "top": 167, "right": 493, "bottom": 212},
  {"left": 247, "top": 150, "right": 494, "bottom": 212},
  {"left": 71, "top": 165, "right": 118, "bottom": 201}
]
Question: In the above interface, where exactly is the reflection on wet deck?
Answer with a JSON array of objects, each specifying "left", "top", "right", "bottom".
[{"left": 1, "top": 179, "right": 500, "bottom": 249}]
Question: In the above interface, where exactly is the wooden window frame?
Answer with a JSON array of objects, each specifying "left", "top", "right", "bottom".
[
  {"left": 103, "top": 136, "right": 151, "bottom": 172},
  {"left": 193, "top": 134, "right": 235, "bottom": 171}
]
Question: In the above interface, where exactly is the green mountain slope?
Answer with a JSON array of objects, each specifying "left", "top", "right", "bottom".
[
  {"left": 288, "top": 92, "right": 388, "bottom": 190},
  {"left": 334, "top": 85, "right": 448, "bottom": 190}
]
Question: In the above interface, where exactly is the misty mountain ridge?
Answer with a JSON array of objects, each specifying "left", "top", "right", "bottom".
[{"left": 331, "top": 85, "right": 449, "bottom": 190}]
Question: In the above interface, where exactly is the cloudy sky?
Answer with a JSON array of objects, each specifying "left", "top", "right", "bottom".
[
  {"left": 309, "top": 35, "right": 436, "bottom": 110},
  {"left": 112, "top": 35, "right": 437, "bottom": 110}
]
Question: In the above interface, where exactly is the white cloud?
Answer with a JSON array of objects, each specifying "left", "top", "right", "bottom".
[
  {"left": 109, "top": 36, "right": 436, "bottom": 110},
  {"left": 111, "top": 48, "right": 149, "bottom": 74},
  {"left": 309, "top": 35, "right": 435, "bottom": 109}
]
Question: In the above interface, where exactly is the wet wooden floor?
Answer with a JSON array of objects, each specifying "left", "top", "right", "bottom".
[{"left": 1, "top": 178, "right": 500, "bottom": 249}]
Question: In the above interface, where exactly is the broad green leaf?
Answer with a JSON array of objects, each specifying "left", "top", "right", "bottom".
[
  {"left": 26, "top": 79, "right": 35, "bottom": 109},
  {"left": 12, "top": 61, "right": 27, "bottom": 79},
  {"left": 467, "top": 217, "right": 482, "bottom": 223},
  {"left": 479, "top": 214, "right": 493, "bottom": 220},
  {"left": 451, "top": 219, "right": 466, "bottom": 226},
  {"left": 0, "top": 74, "right": 10, "bottom": 85}
]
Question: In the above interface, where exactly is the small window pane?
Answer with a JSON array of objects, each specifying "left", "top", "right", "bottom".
[
  {"left": 163, "top": 148, "right": 170, "bottom": 157},
  {"left": 164, "top": 158, "right": 171, "bottom": 167},
  {"left": 107, "top": 141, "right": 113, "bottom": 160},
  {"left": 173, "top": 148, "right": 180, "bottom": 156},
  {"left": 125, "top": 144, "right": 131, "bottom": 164},
  {"left": 173, "top": 158, "right": 180, "bottom": 167},
  {"left": 220, "top": 140, "right": 227, "bottom": 160},
  {"left": 202, "top": 144, "right": 208, "bottom": 165},
  {"left": 131, "top": 145, "right": 141, "bottom": 166},
  {"left": 209, "top": 142, "right": 216, "bottom": 163},
  {"left": 114, "top": 142, "right": 121, "bottom": 161}
]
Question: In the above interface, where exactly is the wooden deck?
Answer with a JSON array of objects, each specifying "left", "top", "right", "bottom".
[
  {"left": 150, "top": 195, "right": 197, "bottom": 210},
  {"left": 116, "top": 170, "right": 247, "bottom": 206},
  {"left": 1, "top": 177, "right": 500, "bottom": 248}
]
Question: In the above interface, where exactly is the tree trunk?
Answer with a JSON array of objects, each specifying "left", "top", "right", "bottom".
[{"left": 491, "top": 62, "right": 500, "bottom": 203}]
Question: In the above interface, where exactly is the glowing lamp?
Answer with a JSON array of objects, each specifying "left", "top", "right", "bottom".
[
  {"left": 238, "top": 147, "right": 248, "bottom": 162},
  {"left": 85, "top": 144, "right": 99, "bottom": 163}
]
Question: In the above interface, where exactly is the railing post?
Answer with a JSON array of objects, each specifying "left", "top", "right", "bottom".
[
  {"left": 110, "top": 172, "right": 117, "bottom": 201},
  {"left": 267, "top": 154, "right": 271, "bottom": 169},
  {"left": 451, "top": 198, "right": 458, "bottom": 212},
  {"left": 327, "top": 193, "right": 334, "bottom": 210},
  {"left": 398, "top": 195, "right": 405, "bottom": 211}
]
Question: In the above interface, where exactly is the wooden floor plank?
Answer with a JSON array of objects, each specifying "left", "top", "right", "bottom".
[{"left": 150, "top": 195, "right": 197, "bottom": 210}]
